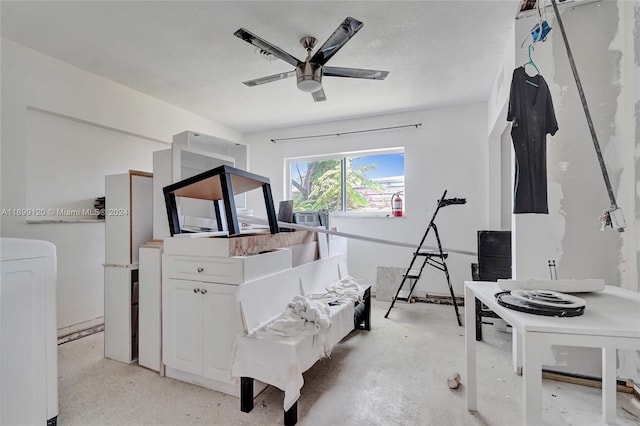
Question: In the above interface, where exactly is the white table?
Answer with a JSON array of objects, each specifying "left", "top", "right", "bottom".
[{"left": 465, "top": 281, "right": 640, "bottom": 425}]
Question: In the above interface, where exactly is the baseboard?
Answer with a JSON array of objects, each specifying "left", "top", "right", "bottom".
[
  {"left": 58, "top": 318, "right": 105, "bottom": 345},
  {"left": 58, "top": 316, "right": 104, "bottom": 337},
  {"left": 542, "top": 370, "right": 637, "bottom": 397},
  {"left": 373, "top": 293, "right": 465, "bottom": 306},
  {"left": 414, "top": 293, "right": 465, "bottom": 306}
]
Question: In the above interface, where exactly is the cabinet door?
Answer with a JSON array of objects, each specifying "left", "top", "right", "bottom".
[
  {"left": 1, "top": 258, "right": 47, "bottom": 425},
  {"left": 105, "top": 173, "right": 132, "bottom": 265},
  {"left": 162, "top": 278, "right": 203, "bottom": 375},
  {"left": 201, "top": 283, "right": 242, "bottom": 381},
  {"left": 104, "top": 267, "right": 133, "bottom": 363},
  {"left": 130, "top": 173, "right": 153, "bottom": 265},
  {"left": 139, "top": 246, "right": 162, "bottom": 372}
]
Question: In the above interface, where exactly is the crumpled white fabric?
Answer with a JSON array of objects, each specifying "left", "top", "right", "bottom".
[
  {"left": 261, "top": 295, "right": 331, "bottom": 336},
  {"left": 322, "top": 276, "right": 365, "bottom": 303},
  {"left": 230, "top": 299, "right": 355, "bottom": 411}
]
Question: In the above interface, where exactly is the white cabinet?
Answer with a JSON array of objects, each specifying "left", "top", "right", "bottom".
[
  {"left": 0, "top": 238, "right": 58, "bottom": 426},
  {"left": 105, "top": 171, "right": 153, "bottom": 266},
  {"left": 104, "top": 170, "right": 153, "bottom": 364},
  {"left": 162, "top": 278, "right": 241, "bottom": 381},
  {"left": 161, "top": 247, "right": 291, "bottom": 396}
]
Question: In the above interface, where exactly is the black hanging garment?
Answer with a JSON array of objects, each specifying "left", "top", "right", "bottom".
[{"left": 507, "top": 67, "right": 558, "bottom": 214}]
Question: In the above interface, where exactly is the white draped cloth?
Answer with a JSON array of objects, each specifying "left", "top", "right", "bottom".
[
  {"left": 321, "top": 276, "right": 365, "bottom": 303},
  {"left": 230, "top": 301, "right": 355, "bottom": 411},
  {"left": 259, "top": 296, "right": 332, "bottom": 336}
]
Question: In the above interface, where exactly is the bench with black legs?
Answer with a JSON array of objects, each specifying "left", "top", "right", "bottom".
[{"left": 235, "top": 276, "right": 370, "bottom": 425}]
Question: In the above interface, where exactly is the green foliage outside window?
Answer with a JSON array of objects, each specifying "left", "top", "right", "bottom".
[{"left": 291, "top": 159, "right": 382, "bottom": 211}]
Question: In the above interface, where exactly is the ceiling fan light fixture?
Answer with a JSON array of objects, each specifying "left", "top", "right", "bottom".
[
  {"left": 296, "top": 62, "right": 322, "bottom": 92},
  {"left": 297, "top": 77, "right": 322, "bottom": 93}
]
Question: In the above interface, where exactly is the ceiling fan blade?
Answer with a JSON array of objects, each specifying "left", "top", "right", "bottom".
[
  {"left": 234, "top": 28, "right": 302, "bottom": 67},
  {"left": 242, "top": 70, "right": 296, "bottom": 87},
  {"left": 310, "top": 17, "right": 363, "bottom": 65},
  {"left": 323, "top": 66, "right": 389, "bottom": 80},
  {"left": 312, "top": 88, "right": 327, "bottom": 102}
]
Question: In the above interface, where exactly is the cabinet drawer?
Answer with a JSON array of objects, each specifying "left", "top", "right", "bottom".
[
  {"left": 164, "top": 248, "right": 292, "bottom": 284},
  {"left": 168, "top": 257, "right": 240, "bottom": 283}
]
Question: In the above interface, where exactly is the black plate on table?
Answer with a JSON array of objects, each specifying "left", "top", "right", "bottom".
[{"left": 495, "top": 291, "right": 585, "bottom": 317}]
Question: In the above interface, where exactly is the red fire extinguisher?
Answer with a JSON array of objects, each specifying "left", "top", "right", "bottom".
[{"left": 392, "top": 192, "right": 403, "bottom": 217}]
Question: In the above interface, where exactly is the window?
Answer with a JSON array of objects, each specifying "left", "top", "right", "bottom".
[{"left": 288, "top": 149, "right": 405, "bottom": 213}]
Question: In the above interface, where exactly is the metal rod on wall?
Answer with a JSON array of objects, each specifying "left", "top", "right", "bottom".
[{"left": 270, "top": 123, "right": 422, "bottom": 143}]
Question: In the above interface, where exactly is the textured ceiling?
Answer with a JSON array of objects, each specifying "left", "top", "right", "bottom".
[{"left": 1, "top": 1, "right": 520, "bottom": 133}]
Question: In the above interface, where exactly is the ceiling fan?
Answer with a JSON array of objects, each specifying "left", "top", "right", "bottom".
[{"left": 233, "top": 17, "right": 389, "bottom": 102}]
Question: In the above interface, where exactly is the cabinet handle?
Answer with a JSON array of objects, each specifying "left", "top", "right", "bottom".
[
  {"left": 201, "top": 289, "right": 208, "bottom": 295},
  {"left": 193, "top": 288, "right": 200, "bottom": 294},
  {"left": 197, "top": 267, "right": 204, "bottom": 273}
]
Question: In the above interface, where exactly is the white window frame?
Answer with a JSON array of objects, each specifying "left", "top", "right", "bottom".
[{"left": 285, "top": 147, "right": 405, "bottom": 217}]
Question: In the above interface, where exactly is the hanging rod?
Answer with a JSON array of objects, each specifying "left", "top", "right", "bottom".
[{"left": 270, "top": 123, "right": 422, "bottom": 143}]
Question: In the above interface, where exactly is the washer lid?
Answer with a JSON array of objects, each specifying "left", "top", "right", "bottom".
[{"left": 0, "top": 238, "right": 56, "bottom": 261}]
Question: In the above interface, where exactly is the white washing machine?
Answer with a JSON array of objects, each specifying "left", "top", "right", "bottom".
[{"left": 0, "top": 238, "right": 58, "bottom": 425}]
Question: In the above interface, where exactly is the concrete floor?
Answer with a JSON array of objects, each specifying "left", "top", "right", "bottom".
[{"left": 58, "top": 300, "right": 640, "bottom": 426}]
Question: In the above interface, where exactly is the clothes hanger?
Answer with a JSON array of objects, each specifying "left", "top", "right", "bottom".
[
  {"left": 520, "top": 0, "right": 553, "bottom": 88},
  {"left": 519, "top": 0, "right": 553, "bottom": 48},
  {"left": 524, "top": 45, "right": 540, "bottom": 87}
]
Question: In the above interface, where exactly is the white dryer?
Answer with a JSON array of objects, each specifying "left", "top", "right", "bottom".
[{"left": 0, "top": 238, "right": 58, "bottom": 425}]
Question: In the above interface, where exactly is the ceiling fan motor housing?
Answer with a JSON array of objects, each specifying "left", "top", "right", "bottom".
[{"left": 296, "top": 62, "right": 322, "bottom": 93}]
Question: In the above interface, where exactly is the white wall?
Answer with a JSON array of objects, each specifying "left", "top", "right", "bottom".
[
  {"left": 244, "top": 103, "right": 489, "bottom": 299},
  {"left": 488, "top": 1, "right": 639, "bottom": 382},
  {"left": 0, "top": 39, "right": 243, "bottom": 334},
  {"left": 511, "top": 1, "right": 635, "bottom": 287},
  {"left": 487, "top": 22, "right": 516, "bottom": 230}
]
